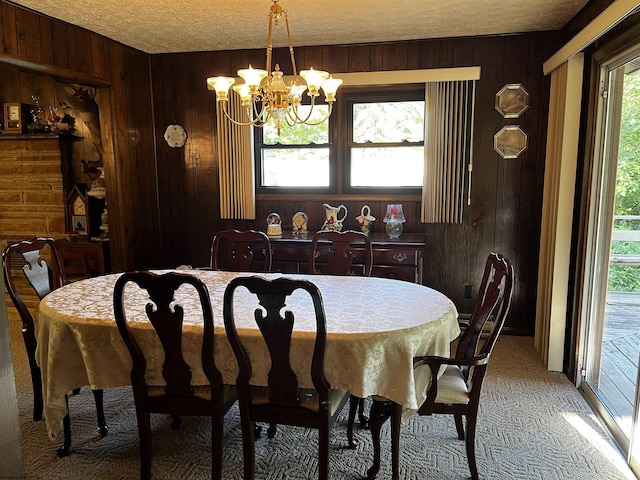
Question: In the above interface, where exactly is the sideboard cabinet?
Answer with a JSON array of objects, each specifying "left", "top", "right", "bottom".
[{"left": 253, "top": 233, "right": 424, "bottom": 284}]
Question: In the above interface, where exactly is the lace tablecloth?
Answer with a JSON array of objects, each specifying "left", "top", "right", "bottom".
[{"left": 37, "top": 270, "right": 459, "bottom": 438}]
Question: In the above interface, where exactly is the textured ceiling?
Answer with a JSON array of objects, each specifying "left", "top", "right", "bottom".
[{"left": 10, "top": 0, "right": 589, "bottom": 54}]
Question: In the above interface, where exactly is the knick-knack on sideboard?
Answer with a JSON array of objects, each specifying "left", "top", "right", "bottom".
[{"left": 321, "top": 203, "right": 347, "bottom": 231}]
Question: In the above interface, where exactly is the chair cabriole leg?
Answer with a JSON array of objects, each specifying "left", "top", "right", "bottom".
[
  {"left": 366, "top": 399, "right": 391, "bottom": 480},
  {"left": 92, "top": 389, "right": 109, "bottom": 436}
]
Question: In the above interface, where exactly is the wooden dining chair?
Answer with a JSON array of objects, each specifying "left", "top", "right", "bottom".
[
  {"left": 114, "top": 271, "right": 236, "bottom": 480},
  {"left": 2, "top": 237, "right": 108, "bottom": 456},
  {"left": 309, "top": 229, "right": 373, "bottom": 431},
  {"left": 367, "top": 252, "right": 514, "bottom": 480},
  {"left": 210, "top": 229, "right": 272, "bottom": 272},
  {"left": 308, "top": 229, "right": 373, "bottom": 277},
  {"left": 223, "top": 276, "right": 356, "bottom": 480}
]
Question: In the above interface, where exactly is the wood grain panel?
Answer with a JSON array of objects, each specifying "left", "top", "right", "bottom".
[
  {"left": 189, "top": 51, "right": 219, "bottom": 264},
  {"left": 1, "top": 2, "right": 17, "bottom": 57},
  {"left": 382, "top": 43, "right": 409, "bottom": 71},
  {"left": 89, "top": 33, "right": 111, "bottom": 80},
  {"left": 37, "top": 16, "right": 52, "bottom": 66},
  {"left": 49, "top": 18, "right": 68, "bottom": 69},
  {"left": 14, "top": 7, "right": 41, "bottom": 64},
  {"left": 64, "top": 23, "right": 79, "bottom": 72},
  {"left": 75, "top": 29, "right": 92, "bottom": 75}
]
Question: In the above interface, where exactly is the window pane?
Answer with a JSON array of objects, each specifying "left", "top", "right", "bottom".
[
  {"left": 353, "top": 101, "right": 424, "bottom": 143},
  {"left": 351, "top": 147, "right": 424, "bottom": 187},
  {"left": 262, "top": 148, "right": 330, "bottom": 187},
  {"left": 263, "top": 105, "right": 329, "bottom": 145}
]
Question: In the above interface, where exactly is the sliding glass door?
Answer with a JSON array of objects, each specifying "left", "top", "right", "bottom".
[{"left": 581, "top": 46, "right": 640, "bottom": 475}]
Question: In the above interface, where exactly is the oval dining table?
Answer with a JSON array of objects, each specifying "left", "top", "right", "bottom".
[{"left": 37, "top": 269, "right": 460, "bottom": 477}]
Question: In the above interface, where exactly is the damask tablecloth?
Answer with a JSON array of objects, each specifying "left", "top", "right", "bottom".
[{"left": 37, "top": 270, "right": 459, "bottom": 438}]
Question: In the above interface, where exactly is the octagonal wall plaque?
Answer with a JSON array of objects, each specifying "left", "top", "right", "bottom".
[
  {"left": 495, "top": 84, "right": 530, "bottom": 118},
  {"left": 494, "top": 125, "right": 528, "bottom": 159}
]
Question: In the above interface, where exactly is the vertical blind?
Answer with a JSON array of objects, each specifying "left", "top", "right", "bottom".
[
  {"left": 216, "top": 93, "right": 255, "bottom": 219},
  {"left": 421, "top": 80, "right": 476, "bottom": 224}
]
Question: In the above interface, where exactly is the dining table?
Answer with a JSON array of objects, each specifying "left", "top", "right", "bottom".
[{"left": 36, "top": 269, "right": 459, "bottom": 476}]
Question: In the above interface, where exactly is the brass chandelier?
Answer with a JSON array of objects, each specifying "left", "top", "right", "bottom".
[{"left": 207, "top": 0, "right": 342, "bottom": 133}]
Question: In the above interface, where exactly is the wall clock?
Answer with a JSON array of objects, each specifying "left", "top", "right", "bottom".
[{"left": 164, "top": 124, "right": 187, "bottom": 148}]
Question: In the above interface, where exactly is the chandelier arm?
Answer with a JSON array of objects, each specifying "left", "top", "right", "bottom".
[
  {"left": 287, "top": 103, "right": 315, "bottom": 124},
  {"left": 250, "top": 99, "right": 272, "bottom": 125},
  {"left": 219, "top": 101, "right": 265, "bottom": 127},
  {"left": 295, "top": 103, "right": 335, "bottom": 126},
  {"left": 287, "top": 98, "right": 335, "bottom": 125}
]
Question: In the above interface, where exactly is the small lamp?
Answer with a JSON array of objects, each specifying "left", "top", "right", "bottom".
[{"left": 383, "top": 204, "right": 406, "bottom": 239}]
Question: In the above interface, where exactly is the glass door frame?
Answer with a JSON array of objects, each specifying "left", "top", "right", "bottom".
[{"left": 579, "top": 44, "right": 640, "bottom": 471}]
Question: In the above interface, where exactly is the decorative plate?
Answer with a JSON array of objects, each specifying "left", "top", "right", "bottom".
[{"left": 164, "top": 124, "right": 187, "bottom": 148}]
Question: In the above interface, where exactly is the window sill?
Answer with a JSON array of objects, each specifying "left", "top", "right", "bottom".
[{"left": 256, "top": 192, "right": 422, "bottom": 202}]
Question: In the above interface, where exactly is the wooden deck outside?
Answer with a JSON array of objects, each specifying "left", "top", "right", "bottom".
[{"left": 600, "top": 291, "right": 640, "bottom": 435}]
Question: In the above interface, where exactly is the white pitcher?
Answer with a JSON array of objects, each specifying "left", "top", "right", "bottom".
[{"left": 321, "top": 203, "right": 347, "bottom": 231}]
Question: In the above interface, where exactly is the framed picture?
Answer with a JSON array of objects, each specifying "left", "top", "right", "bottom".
[
  {"left": 495, "top": 84, "right": 530, "bottom": 118},
  {"left": 71, "top": 215, "right": 87, "bottom": 235},
  {"left": 494, "top": 125, "right": 528, "bottom": 159}
]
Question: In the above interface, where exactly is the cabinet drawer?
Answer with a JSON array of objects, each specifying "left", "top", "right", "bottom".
[{"left": 373, "top": 247, "right": 421, "bottom": 266}]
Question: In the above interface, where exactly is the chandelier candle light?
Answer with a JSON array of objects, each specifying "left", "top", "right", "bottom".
[
  {"left": 383, "top": 204, "right": 406, "bottom": 239},
  {"left": 207, "top": 0, "right": 342, "bottom": 134}
]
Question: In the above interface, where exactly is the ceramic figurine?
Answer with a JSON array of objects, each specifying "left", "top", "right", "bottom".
[
  {"left": 292, "top": 211, "right": 308, "bottom": 235},
  {"left": 356, "top": 205, "right": 376, "bottom": 236},
  {"left": 321, "top": 203, "right": 347, "bottom": 231}
]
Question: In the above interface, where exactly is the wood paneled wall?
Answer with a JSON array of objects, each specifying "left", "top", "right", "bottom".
[
  {"left": 0, "top": 0, "right": 562, "bottom": 334},
  {"left": 0, "top": 1, "right": 160, "bottom": 273},
  {"left": 151, "top": 33, "right": 560, "bottom": 335}
]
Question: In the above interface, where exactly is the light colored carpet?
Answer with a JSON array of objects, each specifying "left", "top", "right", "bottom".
[{"left": 8, "top": 315, "right": 638, "bottom": 479}]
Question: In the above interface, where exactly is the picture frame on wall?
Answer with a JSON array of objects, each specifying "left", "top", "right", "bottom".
[
  {"left": 495, "top": 84, "right": 530, "bottom": 118},
  {"left": 494, "top": 125, "right": 528, "bottom": 159}
]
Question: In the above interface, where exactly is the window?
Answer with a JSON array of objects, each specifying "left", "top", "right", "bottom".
[
  {"left": 257, "top": 104, "right": 334, "bottom": 192},
  {"left": 345, "top": 88, "right": 424, "bottom": 192},
  {"left": 255, "top": 85, "right": 425, "bottom": 194}
]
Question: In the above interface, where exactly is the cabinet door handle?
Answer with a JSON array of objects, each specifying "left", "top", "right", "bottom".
[{"left": 393, "top": 253, "right": 408, "bottom": 263}]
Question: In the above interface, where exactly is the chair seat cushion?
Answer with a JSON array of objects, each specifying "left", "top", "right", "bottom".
[
  {"left": 250, "top": 386, "right": 348, "bottom": 414},
  {"left": 434, "top": 365, "right": 470, "bottom": 405},
  {"left": 147, "top": 384, "right": 236, "bottom": 402}
]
